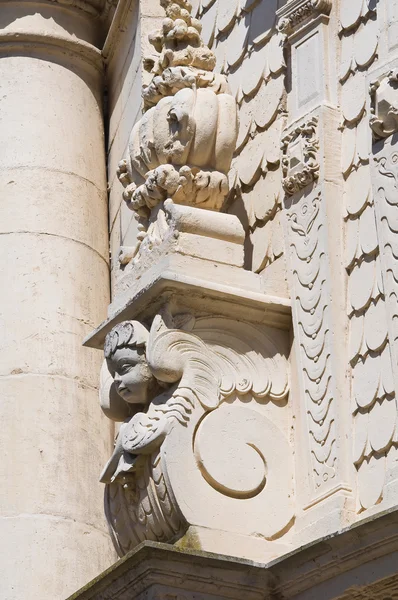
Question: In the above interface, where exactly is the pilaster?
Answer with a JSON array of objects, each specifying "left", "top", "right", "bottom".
[{"left": 277, "top": 0, "right": 354, "bottom": 538}]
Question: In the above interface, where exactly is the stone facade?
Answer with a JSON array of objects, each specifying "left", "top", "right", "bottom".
[{"left": 2, "top": 0, "right": 398, "bottom": 599}]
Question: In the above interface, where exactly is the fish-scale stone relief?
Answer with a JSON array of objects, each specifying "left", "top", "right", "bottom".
[{"left": 88, "top": 0, "right": 398, "bottom": 566}]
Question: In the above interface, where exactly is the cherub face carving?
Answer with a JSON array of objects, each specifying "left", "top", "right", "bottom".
[{"left": 104, "top": 321, "right": 155, "bottom": 406}]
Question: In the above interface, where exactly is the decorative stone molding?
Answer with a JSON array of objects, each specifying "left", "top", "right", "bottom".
[
  {"left": 0, "top": 31, "right": 103, "bottom": 70},
  {"left": 100, "top": 311, "right": 293, "bottom": 555},
  {"left": 277, "top": 0, "right": 332, "bottom": 35},
  {"left": 285, "top": 190, "right": 339, "bottom": 491},
  {"left": 281, "top": 117, "right": 320, "bottom": 195},
  {"left": 52, "top": 0, "right": 106, "bottom": 17},
  {"left": 116, "top": 198, "right": 245, "bottom": 268},
  {"left": 68, "top": 510, "right": 398, "bottom": 600},
  {"left": 117, "top": 0, "right": 238, "bottom": 266},
  {"left": 370, "top": 70, "right": 398, "bottom": 140}
]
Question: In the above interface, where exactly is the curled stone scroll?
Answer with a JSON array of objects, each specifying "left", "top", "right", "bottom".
[{"left": 100, "top": 313, "right": 293, "bottom": 555}]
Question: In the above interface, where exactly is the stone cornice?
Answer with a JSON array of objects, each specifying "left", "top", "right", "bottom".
[
  {"left": 277, "top": 0, "right": 332, "bottom": 34},
  {"left": 68, "top": 508, "right": 398, "bottom": 600}
]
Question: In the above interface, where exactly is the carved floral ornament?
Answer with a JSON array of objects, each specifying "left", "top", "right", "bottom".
[
  {"left": 281, "top": 117, "right": 320, "bottom": 195},
  {"left": 277, "top": 0, "right": 332, "bottom": 35},
  {"left": 370, "top": 70, "right": 398, "bottom": 141},
  {"left": 99, "top": 312, "right": 293, "bottom": 555},
  {"left": 116, "top": 0, "right": 238, "bottom": 266}
]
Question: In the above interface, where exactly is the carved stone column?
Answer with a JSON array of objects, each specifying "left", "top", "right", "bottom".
[{"left": 0, "top": 3, "right": 115, "bottom": 599}]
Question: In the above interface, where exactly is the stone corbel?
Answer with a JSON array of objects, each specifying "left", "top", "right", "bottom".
[
  {"left": 277, "top": 0, "right": 332, "bottom": 36},
  {"left": 370, "top": 70, "right": 398, "bottom": 141},
  {"left": 96, "top": 308, "right": 294, "bottom": 559}
]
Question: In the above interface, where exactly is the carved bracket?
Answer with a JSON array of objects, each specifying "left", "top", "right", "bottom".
[
  {"left": 281, "top": 117, "right": 320, "bottom": 195},
  {"left": 100, "top": 312, "right": 293, "bottom": 555}
]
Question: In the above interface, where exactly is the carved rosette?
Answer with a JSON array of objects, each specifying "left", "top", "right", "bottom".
[
  {"left": 117, "top": 0, "right": 238, "bottom": 266},
  {"left": 100, "top": 313, "right": 293, "bottom": 555}
]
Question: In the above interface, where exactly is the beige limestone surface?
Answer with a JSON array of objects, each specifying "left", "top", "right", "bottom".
[
  {"left": 4, "top": 0, "right": 398, "bottom": 597},
  {"left": 0, "top": 2, "right": 116, "bottom": 599},
  {"left": 92, "top": 0, "right": 398, "bottom": 573}
]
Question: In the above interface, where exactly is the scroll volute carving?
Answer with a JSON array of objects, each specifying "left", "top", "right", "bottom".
[
  {"left": 100, "top": 312, "right": 294, "bottom": 556},
  {"left": 117, "top": 0, "right": 238, "bottom": 265}
]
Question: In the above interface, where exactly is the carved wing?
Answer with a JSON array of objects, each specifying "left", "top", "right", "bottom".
[
  {"left": 146, "top": 313, "right": 222, "bottom": 410},
  {"left": 192, "top": 317, "right": 289, "bottom": 401}
]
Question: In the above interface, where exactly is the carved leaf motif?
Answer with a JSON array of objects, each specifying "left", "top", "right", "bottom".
[
  {"left": 340, "top": 0, "right": 366, "bottom": 31},
  {"left": 241, "top": 42, "right": 269, "bottom": 96},
  {"left": 353, "top": 410, "right": 369, "bottom": 464},
  {"left": 340, "top": 33, "right": 354, "bottom": 82},
  {"left": 237, "top": 133, "right": 266, "bottom": 186},
  {"left": 359, "top": 204, "right": 378, "bottom": 257},
  {"left": 253, "top": 77, "right": 284, "bottom": 129},
  {"left": 253, "top": 169, "right": 281, "bottom": 222},
  {"left": 341, "top": 125, "right": 356, "bottom": 175},
  {"left": 353, "top": 354, "right": 380, "bottom": 410},
  {"left": 214, "top": 37, "right": 227, "bottom": 73},
  {"left": 354, "top": 18, "right": 378, "bottom": 69},
  {"left": 349, "top": 259, "right": 376, "bottom": 313},
  {"left": 346, "top": 216, "right": 359, "bottom": 269},
  {"left": 235, "top": 96, "right": 253, "bottom": 150},
  {"left": 344, "top": 165, "right": 372, "bottom": 218},
  {"left": 105, "top": 452, "right": 186, "bottom": 556},
  {"left": 226, "top": 16, "right": 249, "bottom": 68},
  {"left": 357, "top": 456, "right": 385, "bottom": 510},
  {"left": 369, "top": 398, "right": 397, "bottom": 454},
  {"left": 267, "top": 32, "right": 286, "bottom": 76},
  {"left": 216, "top": 0, "right": 239, "bottom": 33},
  {"left": 200, "top": 1, "right": 218, "bottom": 47},
  {"left": 249, "top": 0, "right": 277, "bottom": 45},
  {"left": 364, "top": 300, "right": 388, "bottom": 353},
  {"left": 341, "top": 72, "right": 366, "bottom": 123},
  {"left": 350, "top": 312, "right": 364, "bottom": 363},
  {"left": 193, "top": 317, "right": 289, "bottom": 400}
]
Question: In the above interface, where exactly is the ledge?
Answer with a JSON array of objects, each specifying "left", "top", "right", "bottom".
[
  {"left": 83, "top": 255, "right": 292, "bottom": 349},
  {"left": 68, "top": 508, "right": 398, "bottom": 600},
  {"left": 67, "top": 507, "right": 398, "bottom": 600}
]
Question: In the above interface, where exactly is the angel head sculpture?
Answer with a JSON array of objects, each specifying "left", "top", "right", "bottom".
[{"left": 104, "top": 321, "right": 156, "bottom": 406}]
